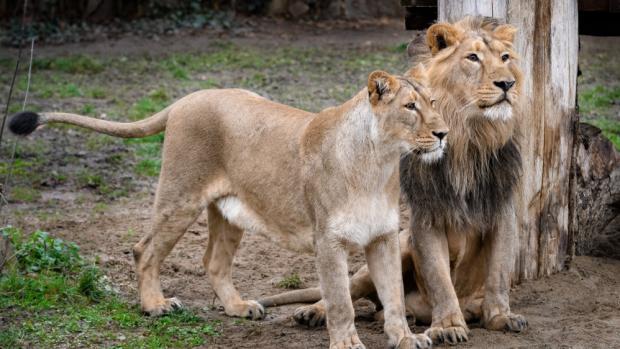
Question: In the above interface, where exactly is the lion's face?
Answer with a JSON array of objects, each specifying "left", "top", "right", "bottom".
[
  {"left": 421, "top": 18, "right": 523, "bottom": 125},
  {"left": 367, "top": 70, "right": 449, "bottom": 163}
]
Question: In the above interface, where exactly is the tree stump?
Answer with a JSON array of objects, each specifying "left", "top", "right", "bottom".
[{"left": 438, "top": 0, "right": 579, "bottom": 280}]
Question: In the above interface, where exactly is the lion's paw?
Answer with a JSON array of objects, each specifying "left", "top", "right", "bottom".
[
  {"left": 330, "top": 334, "right": 365, "bottom": 349},
  {"left": 143, "top": 297, "right": 183, "bottom": 316},
  {"left": 424, "top": 325, "right": 468, "bottom": 345},
  {"left": 395, "top": 334, "right": 433, "bottom": 349},
  {"left": 485, "top": 313, "right": 527, "bottom": 332},
  {"left": 225, "top": 300, "right": 265, "bottom": 320},
  {"left": 293, "top": 303, "right": 326, "bottom": 327}
]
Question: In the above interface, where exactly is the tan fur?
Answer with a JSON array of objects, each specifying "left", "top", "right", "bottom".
[
  {"left": 261, "top": 16, "right": 527, "bottom": 345},
  {"left": 24, "top": 71, "right": 448, "bottom": 349}
]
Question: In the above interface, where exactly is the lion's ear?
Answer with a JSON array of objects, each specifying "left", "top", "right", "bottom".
[
  {"left": 494, "top": 24, "right": 517, "bottom": 44},
  {"left": 426, "top": 23, "right": 460, "bottom": 55},
  {"left": 368, "top": 71, "right": 400, "bottom": 106}
]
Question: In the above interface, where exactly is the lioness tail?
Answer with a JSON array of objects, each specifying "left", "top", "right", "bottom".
[
  {"left": 9, "top": 106, "right": 172, "bottom": 138},
  {"left": 258, "top": 287, "right": 321, "bottom": 308}
]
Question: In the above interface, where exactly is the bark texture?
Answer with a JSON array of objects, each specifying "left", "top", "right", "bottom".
[
  {"left": 439, "top": 0, "right": 579, "bottom": 280},
  {"left": 574, "top": 123, "right": 620, "bottom": 259}
]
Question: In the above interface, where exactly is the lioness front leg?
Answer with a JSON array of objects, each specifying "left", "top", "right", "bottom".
[
  {"left": 365, "top": 233, "right": 431, "bottom": 349},
  {"left": 315, "top": 236, "right": 364, "bottom": 349},
  {"left": 203, "top": 205, "right": 265, "bottom": 320},
  {"left": 411, "top": 226, "right": 468, "bottom": 345},
  {"left": 295, "top": 231, "right": 412, "bottom": 327},
  {"left": 482, "top": 207, "right": 527, "bottom": 332}
]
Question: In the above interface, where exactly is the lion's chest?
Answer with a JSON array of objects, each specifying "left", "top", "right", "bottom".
[{"left": 326, "top": 196, "right": 399, "bottom": 247}]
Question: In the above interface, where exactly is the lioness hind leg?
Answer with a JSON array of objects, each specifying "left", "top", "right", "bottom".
[
  {"left": 134, "top": 196, "right": 203, "bottom": 316},
  {"left": 203, "top": 205, "right": 265, "bottom": 320}
]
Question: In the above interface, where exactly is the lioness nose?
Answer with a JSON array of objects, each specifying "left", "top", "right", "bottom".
[
  {"left": 432, "top": 131, "right": 447, "bottom": 141},
  {"left": 493, "top": 80, "right": 515, "bottom": 92}
]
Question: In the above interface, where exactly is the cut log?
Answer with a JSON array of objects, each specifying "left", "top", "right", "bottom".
[
  {"left": 574, "top": 123, "right": 620, "bottom": 259},
  {"left": 438, "top": 0, "right": 579, "bottom": 280}
]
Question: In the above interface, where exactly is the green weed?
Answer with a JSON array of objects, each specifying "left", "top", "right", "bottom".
[{"left": 277, "top": 273, "right": 303, "bottom": 289}]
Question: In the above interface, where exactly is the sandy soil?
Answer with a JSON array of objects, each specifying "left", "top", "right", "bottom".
[{"left": 2, "top": 19, "right": 620, "bottom": 348}]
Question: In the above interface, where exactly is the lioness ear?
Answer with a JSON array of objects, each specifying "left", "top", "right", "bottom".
[
  {"left": 494, "top": 24, "right": 517, "bottom": 44},
  {"left": 368, "top": 71, "right": 400, "bottom": 105},
  {"left": 426, "top": 23, "right": 460, "bottom": 55}
]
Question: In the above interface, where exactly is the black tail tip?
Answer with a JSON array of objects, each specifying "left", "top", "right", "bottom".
[{"left": 8, "top": 111, "right": 40, "bottom": 135}]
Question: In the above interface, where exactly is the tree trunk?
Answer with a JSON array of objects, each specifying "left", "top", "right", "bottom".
[{"left": 438, "top": 0, "right": 579, "bottom": 281}]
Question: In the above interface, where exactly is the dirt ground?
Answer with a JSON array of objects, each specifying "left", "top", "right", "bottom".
[{"left": 2, "top": 19, "right": 620, "bottom": 348}]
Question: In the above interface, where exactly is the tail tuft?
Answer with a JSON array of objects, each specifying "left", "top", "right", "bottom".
[{"left": 8, "top": 111, "right": 40, "bottom": 135}]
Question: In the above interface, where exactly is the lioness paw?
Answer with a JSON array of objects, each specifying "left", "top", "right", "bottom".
[
  {"left": 330, "top": 334, "right": 365, "bottom": 349},
  {"left": 143, "top": 297, "right": 183, "bottom": 316},
  {"left": 293, "top": 303, "right": 326, "bottom": 327},
  {"left": 424, "top": 325, "right": 468, "bottom": 345},
  {"left": 485, "top": 313, "right": 528, "bottom": 332},
  {"left": 396, "top": 334, "right": 432, "bottom": 349},
  {"left": 226, "top": 300, "right": 265, "bottom": 320}
]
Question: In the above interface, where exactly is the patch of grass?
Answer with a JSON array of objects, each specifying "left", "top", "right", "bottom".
[
  {"left": 9, "top": 186, "right": 41, "bottom": 203},
  {"left": 33, "top": 55, "right": 105, "bottom": 74},
  {"left": 126, "top": 134, "right": 164, "bottom": 177},
  {"left": 579, "top": 85, "right": 620, "bottom": 115},
  {"left": 0, "top": 227, "right": 220, "bottom": 348},
  {"left": 277, "top": 273, "right": 303, "bottom": 289},
  {"left": 129, "top": 89, "right": 170, "bottom": 121},
  {"left": 77, "top": 169, "right": 104, "bottom": 189},
  {"left": 87, "top": 87, "right": 107, "bottom": 99},
  {"left": 81, "top": 103, "right": 96, "bottom": 115},
  {"left": 59, "top": 82, "right": 83, "bottom": 98}
]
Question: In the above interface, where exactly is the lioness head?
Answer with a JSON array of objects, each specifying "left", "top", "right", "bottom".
[
  {"left": 417, "top": 17, "right": 523, "bottom": 125},
  {"left": 367, "top": 70, "right": 449, "bottom": 163}
]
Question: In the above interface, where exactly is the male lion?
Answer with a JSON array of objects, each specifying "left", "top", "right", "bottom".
[
  {"left": 10, "top": 70, "right": 447, "bottom": 349},
  {"left": 259, "top": 16, "right": 527, "bottom": 345}
]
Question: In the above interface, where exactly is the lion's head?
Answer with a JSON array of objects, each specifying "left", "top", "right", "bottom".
[
  {"left": 367, "top": 69, "right": 449, "bottom": 162},
  {"left": 408, "top": 17, "right": 523, "bottom": 157}
]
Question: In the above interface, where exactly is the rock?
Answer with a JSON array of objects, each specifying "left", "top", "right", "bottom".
[{"left": 574, "top": 123, "right": 620, "bottom": 259}]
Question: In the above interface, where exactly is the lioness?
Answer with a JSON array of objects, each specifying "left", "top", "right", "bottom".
[
  {"left": 10, "top": 70, "right": 447, "bottom": 349},
  {"left": 259, "top": 16, "right": 528, "bottom": 345}
]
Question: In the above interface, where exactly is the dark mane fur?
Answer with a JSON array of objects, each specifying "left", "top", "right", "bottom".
[{"left": 401, "top": 138, "right": 522, "bottom": 230}]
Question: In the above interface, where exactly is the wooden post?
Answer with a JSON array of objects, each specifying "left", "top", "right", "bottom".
[{"left": 438, "top": 0, "right": 579, "bottom": 281}]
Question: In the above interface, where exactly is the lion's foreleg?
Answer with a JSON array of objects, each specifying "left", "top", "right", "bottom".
[
  {"left": 411, "top": 225, "right": 468, "bottom": 345},
  {"left": 315, "top": 235, "right": 363, "bottom": 349},
  {"left": 365, "top": 233, "right": 431, "bottom": 349},
  {"left": 481, "top": 207, "right": 527, "bottom": 332}
]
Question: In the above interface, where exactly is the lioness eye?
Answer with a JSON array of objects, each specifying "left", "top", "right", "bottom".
[
  {"left": 466, "top": 53, "right": 479, "bottom": 62},
  {"left": 405, "top": 102, "right": 416, "bottom": 110},
  {"left": 501, "top": 53, "right": 510, "bottom": 62}
]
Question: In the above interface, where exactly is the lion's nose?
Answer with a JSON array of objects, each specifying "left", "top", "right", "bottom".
[
  {"left": 493, "top": 80, "right": 515, "bottom": 92},
  {"left": 432, "top": 131, "right": 447, "bottom": 141}
]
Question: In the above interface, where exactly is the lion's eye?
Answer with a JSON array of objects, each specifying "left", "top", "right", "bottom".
[
  {"left": 466, "top": 53, "right": 479, "bottom": 62},
  {"left": 501, "top": 53, "right": 510, "bottom": 62},
  {"left": 430, "top": 99, "right": 437, "bottom": 108},
  {"left": 405, "top": 102, "right": 416, "bottom": 110}
]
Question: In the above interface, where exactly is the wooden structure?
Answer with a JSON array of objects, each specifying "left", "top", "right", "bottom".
[{"left": 437, "top": 0, "right": 579, "bottom": 281}]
